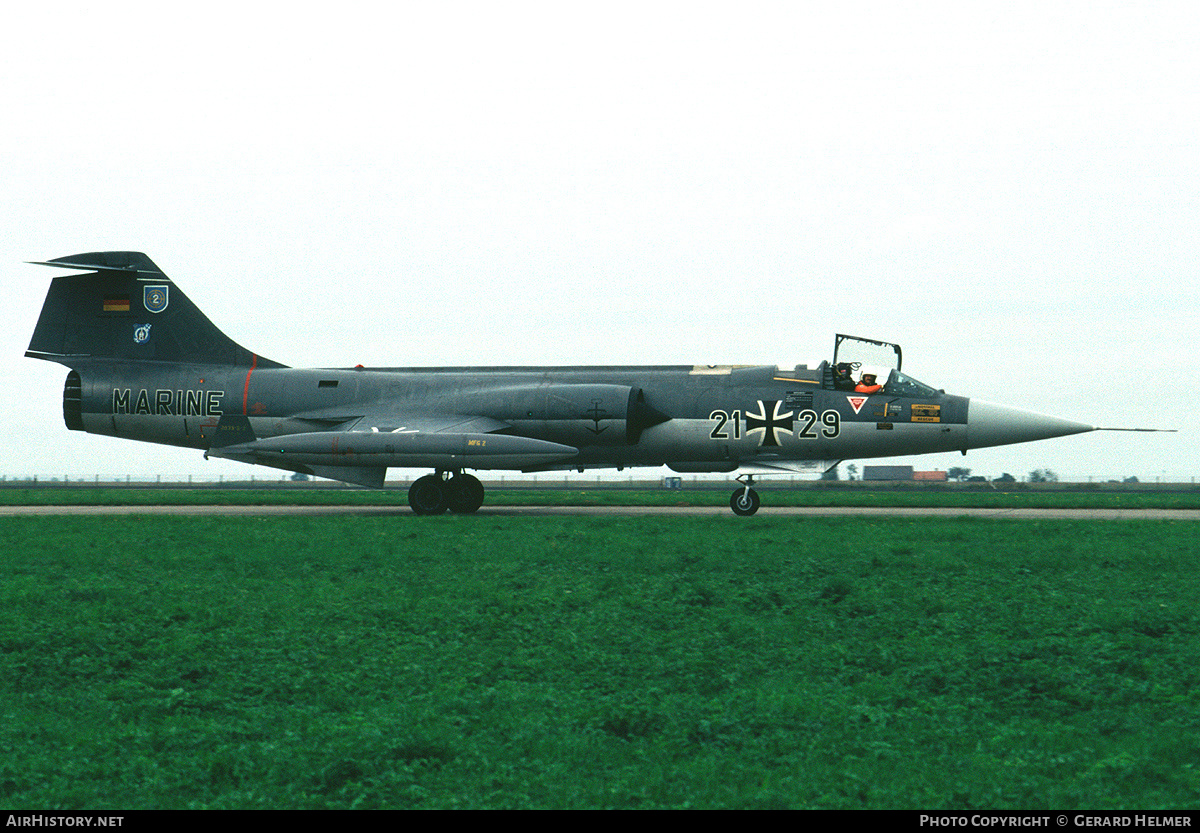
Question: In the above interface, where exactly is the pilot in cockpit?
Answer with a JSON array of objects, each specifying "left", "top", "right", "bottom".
[{"left": 855, "top": 373, "right": 883, "bottom": 394}]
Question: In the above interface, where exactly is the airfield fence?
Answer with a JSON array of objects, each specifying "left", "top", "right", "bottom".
[{"left": 2, "top": 476, "right": 1197, "bottom": 494}]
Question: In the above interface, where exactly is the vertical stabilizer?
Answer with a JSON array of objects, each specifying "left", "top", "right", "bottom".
[{"left": 25, "top": 252, "right": 283, "bottom": 368}]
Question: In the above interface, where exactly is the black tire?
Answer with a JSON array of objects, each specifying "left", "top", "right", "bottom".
[
  {"left": 730, "top": 487, "right": 760, "bottom": 516},
  {"left": 408, "top": 474, "right": 448, "bottom": 515},
  {"left": 447, "top": 473, "right": 485, "bottom": 514}
]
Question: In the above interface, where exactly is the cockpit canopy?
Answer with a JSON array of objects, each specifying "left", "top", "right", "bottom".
[
  {"left": 824, "top": 363, "right": 940, "bottom": 397},
  {"left": 824, "top": 334, "right": 941, "bottom": 398}
]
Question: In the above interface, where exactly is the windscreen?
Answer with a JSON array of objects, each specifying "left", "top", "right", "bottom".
[{"left": 883, "top": 371, "right": 939, "bottom": 398}]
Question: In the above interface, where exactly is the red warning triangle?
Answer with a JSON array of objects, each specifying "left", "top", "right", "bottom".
[{"left": 846, "top": 396, "right": 869, "bottom": 414}]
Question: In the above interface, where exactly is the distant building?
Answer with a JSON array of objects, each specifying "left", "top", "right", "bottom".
[
  {"left": 863, "top": 466, "right": 913, "bottom": 481},
  {"left": 862, "top": 466, "right": 946, "bottom": 482}
]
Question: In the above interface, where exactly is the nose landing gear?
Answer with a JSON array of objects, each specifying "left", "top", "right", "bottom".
[{"left": 730, "top": 475, "right": 760, "bottom": 516}]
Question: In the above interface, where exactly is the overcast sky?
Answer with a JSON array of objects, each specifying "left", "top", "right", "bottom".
[{"left": 3, "top": 1, "right": 1195, "bottom": 483}]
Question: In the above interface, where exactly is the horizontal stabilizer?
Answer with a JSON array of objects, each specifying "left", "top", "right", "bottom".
[{"left": 29, "top": 252, "right": 166, "bottom": 276}]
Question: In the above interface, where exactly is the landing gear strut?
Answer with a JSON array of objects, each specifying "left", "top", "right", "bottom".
[
  {"left": 730, "top": 475, "right": 760, "bottom": 516},
  {"left": 408, "top": 471, "right": 485, "bottom": 515}
]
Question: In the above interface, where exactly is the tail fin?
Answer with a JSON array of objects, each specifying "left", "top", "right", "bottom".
[{"left": 25, "top": 252, "right": 284, "bottom": 369}]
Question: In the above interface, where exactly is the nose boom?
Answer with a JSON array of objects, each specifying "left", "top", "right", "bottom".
[{"left": 967, "top": 400, "right": 1095, "bottom": 450}]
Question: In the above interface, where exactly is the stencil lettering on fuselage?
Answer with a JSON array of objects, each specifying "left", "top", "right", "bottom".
[
  {"left": 112, "top": 388, "right": 225, "bottom": 417},
  {"left": 709, "top": 400, "right": 840, "bottom": 446}
]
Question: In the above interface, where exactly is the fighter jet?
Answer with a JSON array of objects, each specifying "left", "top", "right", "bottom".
[{"left": 25, "top": 251, "right": 1109, "bottom": 515}]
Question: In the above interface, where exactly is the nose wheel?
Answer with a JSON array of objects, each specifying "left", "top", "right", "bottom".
[{"left": 730, "top": 476, "right": 761, "bottom": 516}]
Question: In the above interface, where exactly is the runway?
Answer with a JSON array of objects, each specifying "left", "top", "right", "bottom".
[{"left": 1, "top": 504, "right": 1196, "bottom": 520}]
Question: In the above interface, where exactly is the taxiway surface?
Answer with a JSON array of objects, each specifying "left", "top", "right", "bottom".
[{"left": 0, "top": 505, "right": 1195, "bottom": 520}]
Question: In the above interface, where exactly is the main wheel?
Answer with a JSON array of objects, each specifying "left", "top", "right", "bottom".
[
  {"left": 730, "top": 487, "right": 760, "bottom": 516},
  {"left": 447, "top": 473, "right": 485, "bottom": 514},
  {"left": 408, "top": 474, "right": 448, "bottom": 515}
]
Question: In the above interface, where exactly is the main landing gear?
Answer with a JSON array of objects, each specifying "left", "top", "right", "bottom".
[
  {"left": 730, "top": 474, "right": 761, "bottom": 516},
  {"left": 408, "top": 471, "right": 485, "bottom": 515}
]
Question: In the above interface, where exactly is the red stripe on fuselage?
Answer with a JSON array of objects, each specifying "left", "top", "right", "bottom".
[{"left": 243, "top": 354, "right": 258, "bottom": 415}]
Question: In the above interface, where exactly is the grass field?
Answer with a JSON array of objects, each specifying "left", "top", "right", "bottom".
[
  {"left": 2, "top": 514, "right": 1198, "bottom": 809},
  {"left": 3, "top": 485, "right": 1199, "bottom": 510}
]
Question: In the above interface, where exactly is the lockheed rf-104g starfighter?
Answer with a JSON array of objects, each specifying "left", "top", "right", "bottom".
[{"left": 27, "top": 252, "right": 1122, "bottom": 515}]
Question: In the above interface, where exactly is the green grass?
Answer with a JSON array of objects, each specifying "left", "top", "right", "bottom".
[
  {"left": 2, "top": 515, "right": 1198, "bottom": 808},
  {"left": 2, "top": 485, "right": 1199, "bottom": 509}
]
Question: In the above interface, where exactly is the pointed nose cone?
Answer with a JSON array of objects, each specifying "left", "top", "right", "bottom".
[{"left": 968, "top": 400, "right": 1095, "bottom": 450}]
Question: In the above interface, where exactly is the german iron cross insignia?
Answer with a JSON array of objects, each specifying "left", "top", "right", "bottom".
[
  {"left": 745, "top": 400, "right": 794, "bottom": 447},
  {"left": 143, "top": 285, "right": 169, "bottom": 313}
]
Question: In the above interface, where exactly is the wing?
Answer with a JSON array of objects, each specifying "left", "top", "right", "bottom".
[
  {"left": 735, "top": 459, "right": 842, "bottom": 475},
  {"left": 341, "top": 412, "right": 513, "bottom": 436}
]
